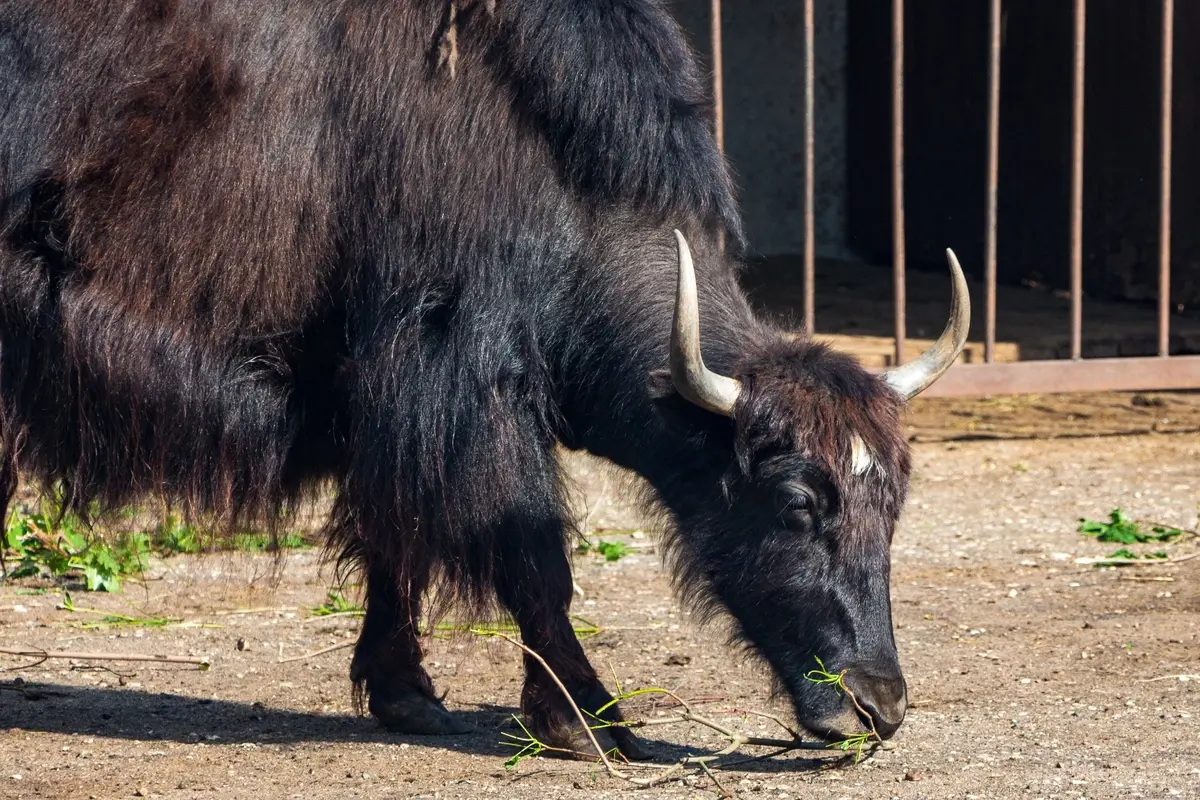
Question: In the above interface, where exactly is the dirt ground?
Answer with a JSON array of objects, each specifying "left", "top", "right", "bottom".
[{"left": 2, "top": 393, "right": 1199, "bottom": 799}]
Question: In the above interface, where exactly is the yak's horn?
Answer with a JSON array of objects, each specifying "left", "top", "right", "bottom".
[
  {"left": 669, "top": 230, "right": 742, "bottom": 416},
  {"left": 881, "top": 248, "right": 971, "bottom": 399}
]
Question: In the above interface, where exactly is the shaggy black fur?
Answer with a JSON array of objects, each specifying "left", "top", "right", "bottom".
[{"left": 0, "top": 0, "right": 914, "bottom": 748}]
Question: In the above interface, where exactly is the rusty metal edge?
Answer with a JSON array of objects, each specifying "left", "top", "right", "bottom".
[
  {"left": 802, "top": 0, "right": 816, "bottom": 337},
  {"left": 892, "top": 0, "right": 907, "bottom": 368},
  {"left": 1069, "top": 0, "right": 1086, "bottom": 360},
  {"left": 710, "top": 0, "right": 725, "bottom": 253},
  {"left": 1158, "top": 0, "right": 1175, "bottom": 357},
  {"left": 867, "top": 356, "right": 1200, "bottom": 398},
  {"left": 984, "top": 0, "right": 1001, "bottom": 363},
  {"left": 711, "top": 0, "right": 724, "bottom": 155}
]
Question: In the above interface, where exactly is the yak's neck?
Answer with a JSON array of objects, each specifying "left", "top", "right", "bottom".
[{"left": 558, "top": 223, "right": 763, "bottom": 478}]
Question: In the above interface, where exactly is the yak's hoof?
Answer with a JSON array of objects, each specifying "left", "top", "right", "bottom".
[
  {"left": 573, "top": 724, "right": 650, "bottom": 762},
  {"left": 525, "top": 680, "right": 651, "bottom": 762},
  {"left": 369, "top": 688, "right": 473, "bottom": 735},
  {"left": 537, "top": 718, "right": 649, "bottom": 762}
]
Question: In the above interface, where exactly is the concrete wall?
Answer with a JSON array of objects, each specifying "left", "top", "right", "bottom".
[{"left": 669, "top": 0, "right": 851, "bottom": 260}]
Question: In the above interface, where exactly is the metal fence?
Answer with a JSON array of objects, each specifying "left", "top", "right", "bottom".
[{"left": 709, "top": 0, "right": 1200, "bottom": 397}]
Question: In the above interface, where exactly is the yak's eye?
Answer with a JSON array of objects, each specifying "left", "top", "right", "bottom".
[{"left": 777, "top": 490, "right": 814, "bottom": 529}]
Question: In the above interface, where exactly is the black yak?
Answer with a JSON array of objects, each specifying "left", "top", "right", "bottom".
[{"left": 0, "top": 0, "right": 969, "bottom": 755}]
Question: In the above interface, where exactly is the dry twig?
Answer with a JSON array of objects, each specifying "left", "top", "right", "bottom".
[
  {"left": 0, "top": 646, "right": 209, "bottom": 669},
  {"left": 698, "top": 759, "right": 732, "bottom": 798},
  {"left": 1138, "top": 673, "right": 1200, "bottom": 683},
  {"left": 214, "top": 607, "right": 298, "bottom": 616},
  {"left": 277, "top": 641, "right": 354, "bottom": 664},
  {"left": 302, "top": 610, "right": 364, "bottom": 624},
  {"left": 1076, "top": 551, "right": 1200, "bottom": 567}
]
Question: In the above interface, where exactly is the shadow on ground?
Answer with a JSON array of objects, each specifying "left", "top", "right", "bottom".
[{"left": 1, "top": 680, "right": 845, "bottom": 774}]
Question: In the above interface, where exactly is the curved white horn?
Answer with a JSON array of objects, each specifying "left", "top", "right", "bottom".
[
  {"left": 669, "top": 230, "right": 742, "bottom": 416},
  {"left": 882, "top": 248, "right": 971, "bottom": 399}
]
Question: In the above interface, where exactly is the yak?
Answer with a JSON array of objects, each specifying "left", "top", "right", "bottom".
[{"left": 0, "top": 0, "right": 969, "bottom": 757}]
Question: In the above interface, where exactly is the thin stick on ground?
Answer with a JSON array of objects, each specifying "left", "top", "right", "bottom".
[
  {"left": 736, "top": 708, "right": 802, "bottom": 739},
  {"left": 698, "top": 759, "right": 732, "bottom": 798},
  {"left": 302, "top": 610, "right": 365, "bottom": 624},
  {"left": 1076, "top": 551, "right": 1200, "bottom": 567},
  {"left": 613, "top": 690, "right": 866, "bottom": 787},
  {"left": 215, "top": 607, "right": 298, "bottom": 616},
  {"left": 1138, "top": 673, "right": 1200, "bottom": 683},
  {"left": 277, "top": 641, "right": 354, "bottom": 664},
  {"left": 0, "top": 646, "right": 209, "bottom": 669},
  {"left": 620, "top": 698, "right": 833, "bottom": 755}
]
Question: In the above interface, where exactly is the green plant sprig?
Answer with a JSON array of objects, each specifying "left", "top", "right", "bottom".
[
  {"left": 803, "top": 656, "right": 883, "bottom": 762},
  {"left": 3, "top": 510, "right": 147, "bottom": 591},
  {"left": 575, "top": 539, "right": 631, "bottom": 562},
  {"left": 308, "top": 590, "right": 364, "bottom": 617},
  {"left": 1078, "top": 509, "right": 1184, "bottom": 544}
]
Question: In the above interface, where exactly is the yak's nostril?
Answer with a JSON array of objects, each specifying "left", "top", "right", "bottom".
[
  {"left": 845, "top": 674, "right": 907, "bottom": 740},
  {"left": 858, "top": 699, "right": 904, "bottom": 739}
]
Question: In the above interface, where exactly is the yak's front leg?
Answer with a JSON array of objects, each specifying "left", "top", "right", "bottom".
[
  {"left": 492, "top": 504, "right": 647, "bottom": 760},
  {"left": 350, "top": 563, "right": 471, "bottom": 735}
]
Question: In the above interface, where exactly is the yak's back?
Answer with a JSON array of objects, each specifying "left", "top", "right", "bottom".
[
  {"left": 1, "top": 0, "right": 738, "bottom": 328},
  {"left": 0, "top": 2, "right": 342, "bottom": 339}
]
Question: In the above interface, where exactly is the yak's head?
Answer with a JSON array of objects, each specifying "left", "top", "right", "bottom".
[{"left": 656, "top": 231, "right": 969, "bottom": 742}]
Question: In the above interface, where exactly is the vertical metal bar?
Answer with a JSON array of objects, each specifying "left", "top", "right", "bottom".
[
  {"left": 892, "top": 0, "right": 906, "bottom": 366},
  {"left": 802, "top": 0, "right": 815, "bottom": 337},
  {"left": 711, "top": 0, "right": 724, "bottom": 154},
  {"left": 984, "top": 0, "right": 1002, "bottom": 364},
  {"left": 1158, "top": 0, "right": 1175, "bottom": 357},
  {"left": 1069, "top": 0, "right": 1086, "bottom": 360},
  {"left": 711, "top": 0, "right": 725, "bottom": 253}
]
